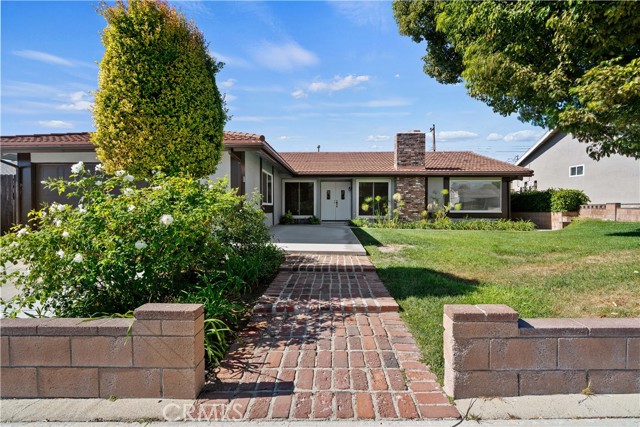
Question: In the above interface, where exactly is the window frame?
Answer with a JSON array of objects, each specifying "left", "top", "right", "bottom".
[
  {"left": 282, "top": 179, "right": 316, "bottom": 218},
  {"left": 355, "top": 178, "right": 392, "bottom": 218},
  {"left": 261, "top": 170, "right": 273, "bottom": 206},
  {"left": 569, "top": 165, "right": 585, "bottom": 177},
  {"left": 449, "top": 177, "right": 502, "bottom": 214}
]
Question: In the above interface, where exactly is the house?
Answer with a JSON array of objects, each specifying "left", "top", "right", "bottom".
[
  {"left": 0, "top": 130, "right": 532, "bottom": 228},
  {"left": 512, "top": 130, "right": 640, "bottom": 204}
]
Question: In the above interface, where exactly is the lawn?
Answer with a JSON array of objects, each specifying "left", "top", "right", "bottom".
[{"left": 352, "top": 219, "right": 640, "bottom": 381}]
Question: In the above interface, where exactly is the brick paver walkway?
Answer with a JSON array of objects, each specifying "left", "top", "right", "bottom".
[{"left": 196, "top": 254, "right": 460, "bottom": 421}]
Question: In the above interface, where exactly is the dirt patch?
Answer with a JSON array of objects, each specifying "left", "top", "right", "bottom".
[{"left": 378, "top": 244, "right": 408, "bottom": 254}]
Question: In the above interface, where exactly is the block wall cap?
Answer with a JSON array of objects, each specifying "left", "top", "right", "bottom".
[
  {"left": 518, "top": 318, "right": 588, "bottom": 337},
  {"left": 444, "top": 304, "right": 518, "bottom": 322},
  {"left": 134, "top": 303, "right": 204, "bottom": 321}
]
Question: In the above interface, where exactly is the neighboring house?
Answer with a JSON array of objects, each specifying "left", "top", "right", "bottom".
[
  {"left": 0, "top": 130, "right": 532, "bottom": 227},
  {"left": 513, "top": 130, "right": 640, "bottom": 204}
]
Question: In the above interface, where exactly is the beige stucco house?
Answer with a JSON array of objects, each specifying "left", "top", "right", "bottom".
[{"left": 513, "top": 131, "right": 640, "bottom": 204}]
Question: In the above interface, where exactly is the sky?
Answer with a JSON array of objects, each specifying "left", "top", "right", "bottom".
[{"left": 1, "top": 1, "right": 547, "bottom": 162}]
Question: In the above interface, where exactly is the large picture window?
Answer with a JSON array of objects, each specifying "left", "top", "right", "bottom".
[
  {"left": 284, "top": 182, "right": 315, "bottom": 216},
  {"left": 449, "top": 179, "right": 501, "bottom": 212},
  {"left": 358, "top": 181, "right": 389, "bottom": 216},
  {"left": 261, "top": 171, "right": 273, "bottom": 205}
]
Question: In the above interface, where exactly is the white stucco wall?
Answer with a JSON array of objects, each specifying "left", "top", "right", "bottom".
[
  {"left": 208, "top": 151, "right": 231, "bottom": 186},
  {"left": 515, "top": 133, "right": 640, "bottom": 204},
  {"left": 31, "top": 152, "right": 99, "bottom": 163}
]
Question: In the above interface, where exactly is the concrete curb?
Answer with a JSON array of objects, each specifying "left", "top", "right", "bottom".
[{"left": 1, "top": 395, "right": 639, "bottom": 424}]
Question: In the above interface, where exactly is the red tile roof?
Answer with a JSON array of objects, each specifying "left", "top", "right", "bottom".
[
  {"left": 0, "top": 132, "right": 532, "bottom": 177},
  {"left": 0, "top": 131, "right": 266, "bottom": 148},
  {"left": 280, "top": 151, "right": 532, "bottom": 176}
]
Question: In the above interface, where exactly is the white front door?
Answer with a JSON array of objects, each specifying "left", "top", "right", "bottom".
[{"left": 321, "top": 181, "right": 351, "bottom": 221}]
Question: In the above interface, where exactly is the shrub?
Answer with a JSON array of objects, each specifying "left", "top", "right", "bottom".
[
  {"left": 0, "top": 164, "right": 281, "bottom": 319},
  {"left": 280, "top": 211, "right": 295, "bottom": 224},
  {"left": 92, "top": 0, "right": 227, "bottom": 178},
  {"left": 511, "top": 190, "right": 553, "bottom": 212},
  {"left": 308, "top": 215, "right": 321, "bottom": 225},
  {"left": 350, "top": 218, "right": 535, "bottom": 231},
  {"left": 550, "top": 189, "right": 590, "bottom": 212},
  {"left": 512, "top": 189, "right": 590, "bottom": 212}
]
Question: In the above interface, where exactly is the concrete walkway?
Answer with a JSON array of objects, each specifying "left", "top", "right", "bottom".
[
  {"left": 270, "top": 225, "right": 366, "bottom": 255},
  {"left": 200, "top": 253, "right": 460, "bottom": 421}
]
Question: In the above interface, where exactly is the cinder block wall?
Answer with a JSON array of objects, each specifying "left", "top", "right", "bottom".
[
  {"left": 0, "top": 303, "right": 205, "bottom": 399},
  {"left": 580, "top": 203, "right": 640, "bottom": 222},
  {"left": 443, "top": 304, "right": 639, "bottom": 399}
]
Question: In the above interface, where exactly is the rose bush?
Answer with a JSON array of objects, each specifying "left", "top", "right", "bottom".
[{"left": 0, "top": 163, "right": 282, "bottom": 320}]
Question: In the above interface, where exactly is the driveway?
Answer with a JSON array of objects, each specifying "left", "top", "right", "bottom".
[{"left": 270, "top": 224, "right": 366, "bottom": 255}]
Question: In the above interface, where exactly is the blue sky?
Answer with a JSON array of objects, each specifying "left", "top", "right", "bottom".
[{"left": 1, "top": 1, "right": 546, "bottom": 161}]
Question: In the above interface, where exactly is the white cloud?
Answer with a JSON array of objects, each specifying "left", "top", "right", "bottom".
[
  {"left": 219, "top": 79, "right": 236, "bottom": 89},
  {"left": 504, "top": 130, "right": 544, "bottom": 142},
  {"left": 57, "top": 91, "right": 93, "bottom": 111},
  {"left": 232, "top": 115, "right": 298, "bottom": 123},
  {"left": 309, "top": 75, "right": 370, "bottom": 93},
  {"left": 486, "top": 132, "right": 504, "bottom": 141},
  {"left": 14, "top": 50, "right": 74, "bottom": 67},
  {"left": 251, "top": 41, "right": 318, "bottom": 72},
  {"left": 291, "top": 89, "right": 307, "bottom": 99},
  {"left": 224, "top": 94, "right": 237, "bottom": 102},
  {"left": 38, "top": 120, "right": 73, "bottom": 129},
  {"left": 438, "top": 130, "right": 479, "bottom": 141},
  {"left": 395, "top": 73, "right": 400, "bottom": 78},
  {"left": 366, "top": 135, "right": 390, "bottom": 142},
  {"left": 332, "top": 2, "right": 390, "bottom": 30}
]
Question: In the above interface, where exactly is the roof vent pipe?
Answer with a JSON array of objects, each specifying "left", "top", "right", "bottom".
[
  {"left": 317, "top": 145, "right": 320, "bottom": 152},
  {"left": 429, "top": 124, "right": 436, "bottom": 152}
]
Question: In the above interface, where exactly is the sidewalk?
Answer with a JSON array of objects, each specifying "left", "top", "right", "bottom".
[{"left": 199, "top": 253, "right": 460, "bottom": 420}]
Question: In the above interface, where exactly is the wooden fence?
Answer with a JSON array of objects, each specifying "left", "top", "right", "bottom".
[{"left": 1, "top": 174, "right": 17, "bottom": 234}]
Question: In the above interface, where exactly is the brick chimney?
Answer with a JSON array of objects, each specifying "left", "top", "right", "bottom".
[{"left": 395, "top": 130, "right": 425, "bottom": 169}]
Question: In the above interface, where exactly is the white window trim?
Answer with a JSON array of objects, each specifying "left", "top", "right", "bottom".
[
  {"left": 449, "top": 177, "right": 502, "bottom": 214},
  {"left": 355, "top": 178, "right": 392, "bottom": 218},
  {"left": 261, "top": 170, "right": 273, "bottom": 206},
  {"left": 282, "top": 179, "right": 317, "bottom": 218},
  {"left": 569, "top": 164, "right": 585, "bottom": 177}
]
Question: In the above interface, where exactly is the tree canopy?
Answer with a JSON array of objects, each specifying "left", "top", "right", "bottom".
[
  {"left": 393, "top": 0, "right": 640, "bottom": 159},
  {"left": 92, "top": 0, "right": 227, "bottom": 178}
]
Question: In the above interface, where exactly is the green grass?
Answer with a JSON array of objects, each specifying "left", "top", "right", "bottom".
[{"left": 352, "top": 219, "right": 640, "bottom": 381}]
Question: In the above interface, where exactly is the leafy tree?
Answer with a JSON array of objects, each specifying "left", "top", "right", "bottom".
[
  {"left": 92, "top": 0, "right": 227, "bottom": 178},
  {"left": 393, "top": 0, "right": 640, "bottom": 159}
]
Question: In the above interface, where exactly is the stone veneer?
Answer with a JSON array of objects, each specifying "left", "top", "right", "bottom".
[
  {"left": 443, "top": 304, "right": 640, "bottom": 399},
  {"left": 0, "top": 303, "right": 205, "bottom": 399},
  {"left": 394, "top": 131, "right": 425, "bottom": 168},
  {"left": 395, "top": 176, "right": 426, "bottom": 221}
]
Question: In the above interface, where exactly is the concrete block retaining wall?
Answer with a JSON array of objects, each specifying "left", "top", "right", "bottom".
[
  {"left": 580, "top": 203, "right": 640, "bottom": 222},
  {"left": 0, "top": 303, "right": 205, "bottom": 399},
  {"left": 443, "top": 304, "right": 640, "bottom": 399}
]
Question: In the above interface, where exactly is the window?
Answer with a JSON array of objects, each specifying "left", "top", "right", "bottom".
[
  {"left": 358, "top": 181, "right": 389, "bottom": 216},
  {"left": 449, "top": 179, "right": 501, "bottom": 212},
  {"left": 570, "top": 165, "right": 584, "bottom": 177},
  {"left": 261, "top": 171, "right": 273, "bottom": 205},
  {"left": 284, "top": 182, "right": 315, "bottom": 216}
]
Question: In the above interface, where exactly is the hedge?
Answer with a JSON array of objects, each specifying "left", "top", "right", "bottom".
[{"left": 512, "top": 189, "right": 590, "bottom": 212}]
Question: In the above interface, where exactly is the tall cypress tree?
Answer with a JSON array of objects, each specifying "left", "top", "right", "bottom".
[{"left": 92, "top": 0, "right": 227, "bottom": 178}]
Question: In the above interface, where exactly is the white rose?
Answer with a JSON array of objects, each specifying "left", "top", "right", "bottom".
[
  {"left": 123, "top": 188, "right": 134, "bottom": 196},
  {"left": 73, "top": 253, "right": 84, "bottom": 263},
  {"left": 62, "top": 231, "right": 70, "bottom": 238},
  {"left": 160, "top": 214, "right": 174, "bottom": 226},
  {"left": 124, "top": 174, "right": 134, "bottom": 182},
  {"left": 115, "top": 170, "right": 126, "bottom": 177},
  {"left": 16, "top": 228, "right": 29, "bottom": 237},
  {"left": 55, "top": 219, "right": 62, "bottom": 227},
  {"left": 71, "top": 161, "right": 84, "bottom": 174},
  {"left": 56, "top": 249, "right": 65, "bottom": 258},
  {"left": 135, "top": 240, "right": 147, "bottom": 250},
  {"left": 128, "top": 205, "right": 135, "bottom": 212}
]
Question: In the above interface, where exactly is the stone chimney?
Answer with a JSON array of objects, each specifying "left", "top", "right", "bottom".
[{"left": 395, "top": 130, "right": 426, "bottom": 169}]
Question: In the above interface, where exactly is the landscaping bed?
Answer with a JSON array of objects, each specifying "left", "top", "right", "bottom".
[{"left": 352, "top": 219, "right": 640, "bottom": 381}]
